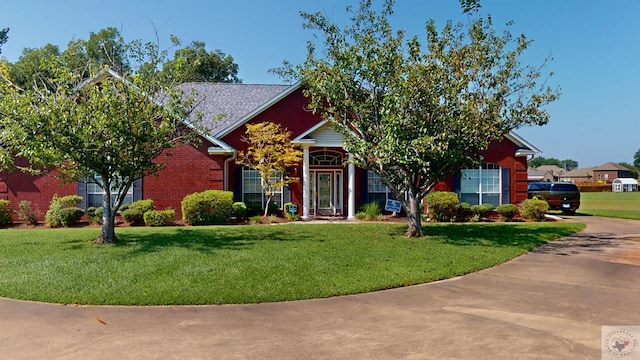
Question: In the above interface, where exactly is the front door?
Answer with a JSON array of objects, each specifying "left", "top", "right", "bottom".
[{"left": 311, "top": 170, "right": 342, "bottom": 216}]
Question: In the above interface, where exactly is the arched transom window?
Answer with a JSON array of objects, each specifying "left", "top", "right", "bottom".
[{"left": 310, "top": 150, "right": 343, "bottom": 166}]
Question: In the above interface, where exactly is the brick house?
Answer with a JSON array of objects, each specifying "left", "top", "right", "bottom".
[
  {"left": 0, "top": 81, "right": 540, "bottom": 221},
  {"left": 592, "top": 162, "right": 633, "bottom": 183}
]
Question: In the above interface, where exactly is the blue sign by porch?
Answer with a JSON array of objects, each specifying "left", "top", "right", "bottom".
[
  {"left": 288, "top": 204, "right": 298, "bottom": 213},
  {"left": 385, "top": 199, "right": 402, "bottom": 213}
]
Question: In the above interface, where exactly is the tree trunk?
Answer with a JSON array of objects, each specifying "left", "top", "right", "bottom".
[
  {"left": 96, "top": 191, "right": 117, "bottom": 244},
  {"left": 263, "top": 195, "right": 272, "bottom": 217},
  {"left": 405, "top": 195, "right": 423, "bottom": 237}
]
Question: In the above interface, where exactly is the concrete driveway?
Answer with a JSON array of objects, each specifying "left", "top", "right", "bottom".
[{"left": 1, "top": 216, "right": 639, "bottom": 359}]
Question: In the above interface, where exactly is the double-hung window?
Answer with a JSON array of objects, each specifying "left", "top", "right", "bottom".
[
  {"left": 242, "top": 168, "right": 284, "bottom": 209},
  {"left": 367, "top": 172, "right": 390, "bottom": 207},
  {"left": 86, "top": 175, "right": 133, "bottom": 208},
  {"left": 460, "top": 163, "right": 501, "bottom": 207}
]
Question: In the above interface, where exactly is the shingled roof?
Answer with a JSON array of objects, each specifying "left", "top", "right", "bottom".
[
  {"left": 178, "top": 83, "right": 296, "bottom": 138},
  {"left": 593, "top": 162, "right": 630, "bottom": 171}
]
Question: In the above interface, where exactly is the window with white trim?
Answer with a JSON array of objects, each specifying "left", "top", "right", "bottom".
[
  {"left": 367, "top": 172, "right": 389, "bottom": 207},
  {"left": 460, "top": 163, "right": 501, "bottom": 206},
  {"left": 86, "top": 175, "right": 133, "bottom": 208},
  {"left": 242, "top": 168, "right": 284, "bottom": 209}
]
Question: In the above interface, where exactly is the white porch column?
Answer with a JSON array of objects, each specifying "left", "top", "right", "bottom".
[
  {"left": 347, "top": 153, "right": 356, "bottom": 220},
  {"left": 302, "top": 146, "right": 311, "bottom": 220}
]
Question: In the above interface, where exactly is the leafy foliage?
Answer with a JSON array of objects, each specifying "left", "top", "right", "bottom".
[
  {"left": 0, "top": 199, "right": 11, "bottom": 226},
  {"left": 496, "top": 203, "right": 518, "bottom": 222},
  {"left": 122, "top": 209, "right": 145, "bottom": 225},
  {"left": 181, "top": 190, "right": 233, "bottom": 225},
  {"left": 529, "top": 157, "right": 578, "bottom": 170},
  {"left": 0, "top": 27, "right": 8, "bottom": 55},
  {"left": 470, "top": 203, "right": 494, "bottom": 221},
  {"left": 279, "top": 0, "right": 559, "bottom": 236},
  {"left": 162, "top": 41, "right": 240, "bottom": 83},
  {"left": 634, "top": 149, "right": 640, "bottom": 170},
  {"left": 45, "top": 195, "right": 84, "bottom": 228},
  {"left": 518, "top": 198, "right": 549, "bottom": 221},
  {"left": 0, "top": 31, "right": 205, "bottom": 243},
  {"left": 355, "top": 202, "right": 383, "bottom": 221},
  {"left": 236, "top": 122, "right": 302, "bottom": 216},
  {"left": 17, "top": 200, "right": 40, "bottom": 225},
  {"left": 232, "top": 202, "right": 248, "bottom": 218},
  {"left": 426, "top": 191, "right": 460, "bottom": 222},
  {"left": 143, "top": 209, "right": 175, "bottom": 226}
]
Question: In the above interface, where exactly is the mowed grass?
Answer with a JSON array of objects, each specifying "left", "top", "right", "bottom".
[
  {"left": 578, "top": 192, "right": 640, "bottom": 220},
  {"left": 0, "top": 222, "right": 584, "bottom": 305}
]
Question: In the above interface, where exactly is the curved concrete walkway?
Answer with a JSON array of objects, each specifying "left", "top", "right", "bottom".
[{"left": 1, "top": 216, "right": 639, "bottom": 359}]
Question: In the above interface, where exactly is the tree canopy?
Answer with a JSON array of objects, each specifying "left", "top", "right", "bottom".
[
  {"left": 280, "top": 0, "right": 559, "bottom": 236},
  {"left": 634, "top": 149, "right": 640, "bottom": 169},
  {"left": 529, "top": 157, "right": 578, "bottom": 171},
  {"left": 0, "top": 32, "right": 204, "bottom": 243},
  {"left": 162, "top": 41, "right": 240, "bottom": 83}
]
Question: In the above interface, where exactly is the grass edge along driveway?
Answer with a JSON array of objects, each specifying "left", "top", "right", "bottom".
[{"left": 0, "top": 222, "right": 585, "bottom": 305}]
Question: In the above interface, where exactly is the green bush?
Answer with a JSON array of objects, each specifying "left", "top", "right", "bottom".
[
  {"left": 144, "top": 209, "right": 175, "bottom": 226},
  {"left": 470, "top": 203, "right": 494, "bottom": 221},
  {"left": 58, "top": 207, "right": 85, "bottom": 227},
  {"left": 45, "top": 194, "right": 84, "bottom": 228},
  {"left": 0, "top": 200, "right": 12, "bottom": 227},
  {"left": 267, "top": 200, "right": 279, "bottom": 215},
  {"left": 122, "top": 208, "right": 144, "bottom": 225},
  {"left": 455, "top": 202, "right": 472, "bottom": 222},
  {"left": 17, "top": 200, "right": 40, "bottom": 225},
  {"left": 496, "top": 204, "right": 518, "bottom": 222},
  {"left": 518, "top": 198, "right": 549, "bottom": 222},
  {"left": 426, "top": 191, "right": 459, "bottom": 222},
  {"left": 232, "top": 202, "right": 248, "bottom": 218},
  {"left": 128, "top": 199, "right": 154, "bottom": 214},
  {"left": 355, "top": 202, "right": 383, "bottom": 221},
  {"left": 181, "top": 190, "right": 233, "bottom": 225},
  {"left": 118, "top": 203, "right": 130, "bottom": 212},
  {"left": 90, "top": 207, "right": 103, "bottom": 224}
]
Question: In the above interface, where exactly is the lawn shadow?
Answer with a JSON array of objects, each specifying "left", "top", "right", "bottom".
[
  {"left": 113, "top": 225, "right": 323, "bottom": 257},
  {"left": 422, "top": 223, "right": 579, "bottom": 249}
]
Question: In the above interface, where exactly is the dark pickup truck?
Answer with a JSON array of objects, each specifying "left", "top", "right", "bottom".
[{"left": 527, "top": 181, "right": 581, "bottom": 215}]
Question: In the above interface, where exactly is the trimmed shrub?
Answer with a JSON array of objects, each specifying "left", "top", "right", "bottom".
[
  {"left": 58, "top": 207, "right": 85, "bottom": 227},
  {"left": 426, "top": 191, "right": 459, "bottom": 222},
  {"left": 232, "top": 202, "right": 248, "bottom": 218},
  {"left": 128, "top": 199, "right": 154, "bottom": 214},
  {"left": 90, "top": 207, "right": 103, "bottom": 224},
  {"left": 355, "top": 202, "right": 383, "bottom": 221},
  {"left": 144, "top": 209, "right": 175, "bottom": 226},
  {"left": 455, "top": 202, "right": 472, "bottom": 222},
  {"left": 470, "top": 203, "right": 494, "bottom": 221},
  {"left": 119, "top": 203, "right": 130, "bottom": 212},
  {"left": 17, "top": 200, "right": 40, "bottom": 226},
  {"left": 122, "top": 208, "right": 144, "bottom": 225},
  {"left": 0, "top": 200, "right": 12, "bottom": 227},
  {"left": 267, "top": 200, "right": 279, "bottom": 216},
  {"left": 518, "top": 198, "right": 549, "bottom": 222},
  {"left": 496, "top": 204, "right": 518, "bottom": 222},
  {"left": 45, "top": 194, "right": 84, "bottom": 228},
  {"left": 181, "top": 190, "right": 233, "bottom": 225}
]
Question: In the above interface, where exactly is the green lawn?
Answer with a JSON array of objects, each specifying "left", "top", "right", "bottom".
[
  {"left": 577, "top": 192, "right": 640, "bottom": 220},
  {"left": 0, "top": 222, "right": 584, "bottom": 305}
]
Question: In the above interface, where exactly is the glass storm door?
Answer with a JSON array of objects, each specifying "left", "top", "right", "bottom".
[{"left": 317, "top": 172, "right": 333, "bottom": 214}]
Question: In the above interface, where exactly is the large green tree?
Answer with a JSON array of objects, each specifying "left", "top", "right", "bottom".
[
  {"left": 162, "top": 41, "right": 240, "bottom": 83},
  {"left": 281, "top": 0, "right": 559, "bottom": 237},
  {"left": 0, "top": 35, "right": 203, "bottom": 243},
  {"left": 634, "top": 149, "right": 640, "bottom": 169}
]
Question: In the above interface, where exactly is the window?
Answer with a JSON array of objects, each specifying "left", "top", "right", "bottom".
[
  {"left": 310, "top": 150, "right": 343, "bottom": 166},
  {"left": 368, "top": 172, "right": 389, "bottom": 207},
  {"left": 86, "top": 175, "right": 133, "bottom": 208},
  {"left": 460, "top": 163, "right": 501, "bottom": 207},
  {"left": 242, "top": 168, "right": 284, "bottom": 210}
]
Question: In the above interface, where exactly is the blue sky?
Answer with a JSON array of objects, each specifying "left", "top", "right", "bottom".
[{"left": 1, "top": 0, "right": 638, "bottom": 168}]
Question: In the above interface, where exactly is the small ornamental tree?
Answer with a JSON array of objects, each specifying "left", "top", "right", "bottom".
[
  {"left": 278, "top": 0, "right": 559, "bottom": 236},
  {"left": 236, "top": 122, "right": 303, "bottom": 216}
]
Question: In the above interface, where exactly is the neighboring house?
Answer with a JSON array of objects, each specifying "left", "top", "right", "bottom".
[
  {"left": 527, "top": 169, "right": 553, "bottom": 182},
  {"left": 532, "top": 165, "right": 565, "bottom": 181},
  {"left": 560, "top": 167, "right": 594, "bottom": 183},
  {"left": 0, "top": 80, "right": 541, "bottom": 221},
  {"left": 592, "top": 162, "right": 633, "bottom": 183}
]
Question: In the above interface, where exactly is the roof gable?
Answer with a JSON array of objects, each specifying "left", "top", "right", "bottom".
[{"left": 178, "top": 82, "right": 298, "bottom": 138}]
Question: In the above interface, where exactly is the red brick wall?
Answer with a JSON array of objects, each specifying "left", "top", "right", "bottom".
[
  {"left": 0, "top": 159, "right": 77, "bottom": 221},
  {"left": 143, "top": 141, "right": 228, "bottom": 219}
]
